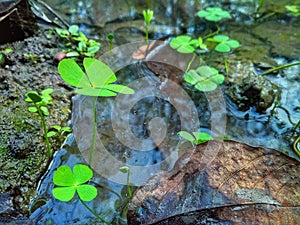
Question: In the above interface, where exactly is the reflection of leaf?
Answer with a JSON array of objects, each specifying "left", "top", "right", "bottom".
[
  {"left": 185, "top": 66, "right": 224, "bottom": 92},
  {"left": 178, "top": 131, "right": 213, "bottom": 144},
  {"left": 128, "top": 140, "right": 300, "bottom": 224}
]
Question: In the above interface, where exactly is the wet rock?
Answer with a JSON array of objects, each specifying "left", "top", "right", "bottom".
[
  {"left": 222, "top": 57, "right": 280, "bottom": 113},
  {"left": 127, "top": 140, "right": 300, "bottom": 224}
]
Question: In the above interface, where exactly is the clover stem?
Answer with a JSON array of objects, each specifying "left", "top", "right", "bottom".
[
  {"left": 89, "top": 96, "right": 97, "bottom": 165},
  {"left": 80, "top": 199, "right": 111, "bottom": 225},
  {"left": 224, "top": 55, "right": 229, "bottom": 76},
  {"left": 203, "top": 25, "right": 220, "bottom": 39},
  {"left": 145, "top": 23, "right": 149, "bottom": 43},
  {"left": 185, "top": 53, "right": 196, "bottom": 74},
  {"left": 260, "top": 61, "right": 300, "bottom": 76},
  {"left": 126, "top": 171, "right": 133, "bottom": 198},
  {"left": 35, "top": 103, "right": 52, "bottom": 159}
]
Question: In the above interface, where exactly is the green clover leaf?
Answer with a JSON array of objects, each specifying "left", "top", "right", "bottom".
[
  {"left": 208, "top": 35, "right": 240, "bottom": 53},
  {"left": 197, "top": 7, "right": 231, "bottom": 22},
  {"left": 52, "top": 164, "right": 97, "bottom": 202},
  {"left": 170, "top": 35, "right": 199, "bottom": 53},
  {"left": 185, "top": 66, "right": 224, "bottom": 92},
  {"left": 58, "top": 58, "right": 134, "bottom": 97}
]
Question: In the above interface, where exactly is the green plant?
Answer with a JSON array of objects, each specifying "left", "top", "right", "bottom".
[
  {"left": 25, "top": 89, "right": 53, "bottom": 159},
  {"left": 24, "top": 53, "right": 40, "bottom": 64},
  {"left": 184, "top": 66, "right": 224, "bottom": 92},
  {"left": 55, "top": 25, "right": 101, "bottom": 58},
  {"left": 207, "top": 35, "right": 240, "bottom": 53},
  {"left": 170, "top": 35, "right": 206, "bottom": 54},
  {"left": 197, "top": 7, "right": 231, "bottom": 22},
  {"left": 52, "top": 164, "right": 111, "bottom": 224},
  {"left": 47, "top": 125, "right": 72, "bottom": 140},
  {"left": 58, "top": 58, "right": 134, "bottom": 164},
  {"left": 260, "top": 61, "right": 300, "bottom": 76},
  {"left": 178, "top": 131, "right": 213, "bottom": 144},
  {"left": 107, "top": 33, "right": 115, "bottom": 53},
  {"left": 285, "top": 5, "right": 300, "bottom": 17},
  {"left": 143, "top": 9, "right": 154, "bottom": 43},
  {"left": 119, "top": 166, "right": 132, "bottom": 198}
]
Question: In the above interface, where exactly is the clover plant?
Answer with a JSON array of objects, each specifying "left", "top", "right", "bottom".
[
  {"left": 184, "top": 66, "right": 224, "bottom": 92},
  {"left": 47, "top": 125, "right": 72, "bottom": 140},
  {"left": 170, "top": 35, "right": 201, "bottom": 54},
  {"left": 207, "top": 35, "right": 240, "bottom": 53},
  {"left": 197, "top": 7, "right": 231, "bottom": 22},
  {"left": 25, "top": 89, "right": 53, "bottom": 159},
  {"left": 58, "top": 58, "right": 134, "bottom": 164},
  {"left": 143, "top": 9, "right": 154, "bottom": 43},
  {"left": 178, "top": 131, "right": 213, "bottom": 145},
  {"left": 53, "top": 164, "right": 111, "bottom": 224}
]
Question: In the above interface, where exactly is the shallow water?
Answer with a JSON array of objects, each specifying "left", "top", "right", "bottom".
[{"left": 31, "top": 0, "right": 300, "bottom": 224}]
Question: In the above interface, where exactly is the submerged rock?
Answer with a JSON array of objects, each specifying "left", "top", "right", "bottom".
[{"left": 127, "top": 140, "right": 300, "bottom": 224}]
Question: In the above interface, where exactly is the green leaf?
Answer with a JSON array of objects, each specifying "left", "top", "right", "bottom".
[
  {"left": 28, "top": 106, "right": 38, "bottom": 113},
  {"left": 215, "top": 43, "right": 231, "bottom": 53},
  {"left": 197, "top": 7, "right": 231, "bottom": 22},
  {"left": 58, "top": 59, "right": 90, "bottom": 88},
  {"left": 185, "top": 66, "right": 224, "bottom": 92},
  {"left": 75, "top": 88, "right": 117, "bottom": 97},
  {"left": 170, "top": 35, "right": 198, "bottom": 54},
  {"left": 53, "top": 165, "right": 75, "bottom": 186},
  {"left": 119, "top": 166, "right": 130, "bottom": 173},
  {"left": 73, "top": 164, "right": 93, "bottom": 185},
  {"left": 41, "top": 88, "right": 53, "bottom": 96},
  {"left": 68, "top": 25, "right": 79, "bottom": 35},
  {"left": 102, "top": 84, "right": 135, "bottom": 94},
  {"left": 40, "top": 106, "right": 49, "bottom": 116},
  {"left": 178, "top": 131, "right": 196, "bottom": 143},
  {"left": 83, "top": 58, "right": 117, "bottom": 87},
  {"left": 66, "top": 51, "right": 80, "bottom": 57},
  {"left": 192, "top": 132, "right": 213, "bottom": 144},
  {"left": 47, "top": 131, "right": 57, "bottom": 138},
  {"left": 212, "top": 35, "right": 229, "bottom": 42},
  {"left": 26, "top": 92, "right": 42, "bottom": 103},
  {"left": 52, "top": 186, "right": 76, "bottom": 202},
  {"left": 77, "top": 185, "right": 98, "bottom": 201}
]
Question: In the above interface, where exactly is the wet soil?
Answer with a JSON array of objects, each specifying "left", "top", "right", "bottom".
[{"left": 0, "top": 30, "right": 72, "bottom": 220}]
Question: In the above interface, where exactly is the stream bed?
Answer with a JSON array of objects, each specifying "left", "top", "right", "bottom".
[{"left": 0, "top": 0, "right": 299, "bottom": 224}]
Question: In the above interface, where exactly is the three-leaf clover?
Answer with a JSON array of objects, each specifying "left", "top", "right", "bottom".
[
  {"left": 184, "top": 66, "right": 224, "bottom": 92},
  {"left": 178, "top": 131, "right": 213, "bottom": 144},
  {"left": 58, "top": 58, "right": 134, "bottom": 96},
  {"left": 25, "top": 88, "right": 53, "bottom": 116},
  {"left": 170, "top": 35, "right": 200, "bottom": 53},
  {"left": 52, "top": 164, "right": 97, "bottom": 202},
  {"left": 197, "top": 7, "right": 231, "bottom": 22},
  {"left": 208, "top": 35, "right": 240, "bottom": 53}
]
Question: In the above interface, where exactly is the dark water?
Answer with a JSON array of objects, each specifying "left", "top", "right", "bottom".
[{"left": 30, "top": 0, "right": 300, "bottom": 224}]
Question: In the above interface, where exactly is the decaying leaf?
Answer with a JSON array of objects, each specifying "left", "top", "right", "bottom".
[{"left": 127, "top": 140, "right": 300, "bottom": 224}]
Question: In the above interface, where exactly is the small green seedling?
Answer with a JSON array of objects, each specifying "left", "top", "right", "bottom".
[
  {"left": 55, "top": 25, "right": 101, "bottom": 58},
  {"left": 119, "top": 166, "right": 132, "bottom": 198},
  {"left": 143, "top": 9, "right": 154, "bottom": 43},
  {"left": 52, "top": 164, "right": 111, "bottom": 224},
  {"left": 197, "top": 7, "right": 231, "bottom": 22},
  {"left": 207, "top": 35, "right": 240, "bottom": 53},
  {"left": 107, "top": 33, "right": 115, "bottom": 53},
  {"left": 25, "top": 89, "right": 53, "bottom": 159},
  {"left": 24, "top": 53, "right": 40, "bottom": 64},
  {"left": 47, "top": 125, "right": 72, "bottom": 139},
  {"left": 178, "top": 131, "right": 213, "bottom": 144},
  {"left": 185, "top": 66, "right": 224, "bottom": 92}
]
